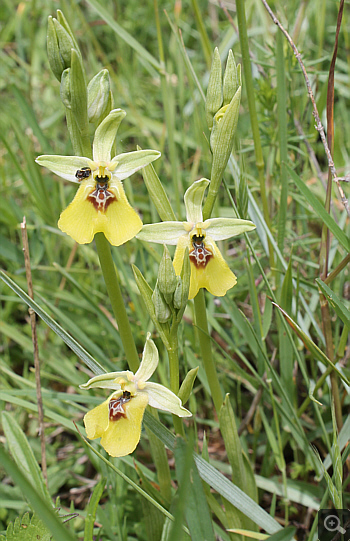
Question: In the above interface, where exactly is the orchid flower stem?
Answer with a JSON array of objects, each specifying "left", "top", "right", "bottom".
[
  {"left": 168, "top": 329, "right": 185, "bottom": 436},
  {"left": 94, "top": 232, "right": 139, "bottom": 373},
  {"left": 193, "top": 289, "right": 223, "bottom": 413}
]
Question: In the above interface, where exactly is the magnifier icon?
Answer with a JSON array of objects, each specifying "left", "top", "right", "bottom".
[{"left": 324, "top": 515, "right": 346, "bottom": 535}]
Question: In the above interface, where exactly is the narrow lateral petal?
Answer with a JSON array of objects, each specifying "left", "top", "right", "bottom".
[
  {"left": 35, "top": 155, "right": 92, "bottom": 183},
  {"left": 58, "top": 179, "right": 98, "bottom": 244},
  {"left": 189, "top": 239, "right": 237, "bottom": 298},
  {"left": 145, "top": 382, "right": 192, "bottom": 417},
  {"left": 135, "top": 334, "right": 158, "bottom": 383},
  {"left": 205, "top": 218, "right": 256, "bottom": 241},
  {"left": 111, "top": 150, "right": 161, "bottom": 181},
  {"left": 173, "top": 235, "right": 191, "bottom": 276},
  {"left": 83, "top": 398, "right": 110, "bottom": 439},
  {"left": 92, "top": 108, "right": 126, "bottom": 163},
  {"left": 99, "top": 392, "right": 149, "bottom": 457},
  {"left": 80, "top": 371, "right": 132, "bottom": 390},
  {"left": 137, "top": 222, "right": 187, "bottom": 245},
  {"left": 184, "top": 178, "right": 209, "bottom": 223},
  {"left": 101, "top": 181, "right": 142, "bottom": 246}
]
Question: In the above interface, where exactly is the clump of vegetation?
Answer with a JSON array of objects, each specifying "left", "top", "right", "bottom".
[{"left": 0, "top": 1, "right": 349, "bottom": 540}]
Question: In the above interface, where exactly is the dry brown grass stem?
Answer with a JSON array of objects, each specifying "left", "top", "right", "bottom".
[
  {"left": 20, "top": 217, "right": 48, "bottom": 488},
  {"left": 261, "top": 0, "right": 350, "bottom": 218}
]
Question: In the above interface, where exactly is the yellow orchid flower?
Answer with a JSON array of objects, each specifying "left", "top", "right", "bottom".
[
  {"left": 137, "top": 179, "right": 256, "bottom": 299},
  {"left": 36, "top": 109, "right": 160, "bottom": 246},
  {"left": 80, "top": 334, "right": 191, "bottom": 457}
]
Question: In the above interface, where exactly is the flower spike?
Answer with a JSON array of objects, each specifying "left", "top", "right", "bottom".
[
  {"left": 36, "top": 109, "right": 161, "bottom": 246},
  {"left": 81, "top": 334, "right": 191, "bottom": 457},
  {"left": 137, "top": 179, "right": 256, "bottom": 298}
]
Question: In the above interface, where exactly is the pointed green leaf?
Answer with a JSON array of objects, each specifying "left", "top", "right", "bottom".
[
  {"left": 287, "top": 164, "right": 350, "bottom": 251},
  {"left": 272, "top": 301, "right": 349, "bottom": 386},
  {"left": 0, "top": 447, "right": 77, "bottom": 541},
  {"left": 316, "top": 279, "right": 350, "bottom": 327},
  {"left": 2, "top": 412, "right": 51, "bottom": 505},
  {"left": 0, "top": 271, "right": 105, "bottom": 376}
]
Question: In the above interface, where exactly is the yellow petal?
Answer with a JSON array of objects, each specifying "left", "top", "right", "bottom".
[
  {"left": 83, "top": 397, "right": 110, "bottom": 440},
  {"left": 100, "top": 392, "right": 149, "bottom": 457},
  {"left": 173, "top": 235, "right": 190, "bottom": 275},
  {"left": 173, "top": 235, "right": 237, "bottom": 298},
  {"left": 102, "top": 180, "right": 142, "bottom": 246},
  {"left": 58, "top": 179, "right": 97, "bottom": 244},
  {"left": 58, "top": 178, "right": 142, "bottom": 246},
  {"left": 190, "top": 239, "right": 237, "bottom": 298}
]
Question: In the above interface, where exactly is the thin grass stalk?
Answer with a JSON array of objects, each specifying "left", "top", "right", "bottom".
[
  {"left": 235, "top": 0, "right": 272, "bottom": 259},
  {"left": 190, "top": 0, "right": 212, "bottom": 69},
  {"left": 319, "top": 0, "right": 345, "bottom": 431},
  {"left": 276, "top": 30, "right": 288, "bottom": 256},
  {"left": 20, "top": 218, "right": 48, "bottom": 489},
  {"left": 154, "top": 0, "right": 181, "bottom": 216}
]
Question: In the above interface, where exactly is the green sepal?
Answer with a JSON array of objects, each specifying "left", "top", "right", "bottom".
[
  {"left": 223, "top": 50, "right": 239, "bottom": 106},
  {"left": 205, "top": 47, "right": 222, "bottom": 129},
  {"left": 132, "top": 265, "right": 170, "bottom": 349},
  {"left": 157, "top": 246, "right": 177, "bottom": 304},
  {"left": 93, "top": 108, "right": 126, "bottom": 162},
  {"left": 178, "top": 367, "right": 199, "bottom": 405},
  {"left": 184, "top": 178, "right": 209, "bottom": 223},
  {"left": 60, "top": 68, "right": 71, "bottom": 109},
  {"left": 70, "top": 48, "right": 88, "bottom": 135},
  {"left": 47, "top": 16, "right": 64, "bottom": 81},
  {"left": 152, "top": 283, "right": 171, "bottom": 323},
  {"left": 52, "top": 18, "right": 75, "bottom": 70},
  {"left": 87, "top": 70, "right": 111, "bottom": 124}
]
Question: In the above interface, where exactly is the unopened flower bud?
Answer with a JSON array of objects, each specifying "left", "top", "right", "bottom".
[
  {"left": 60, "top": 68, "right": 71, "bottom": 109},
  {"left": 152, "top": 283, "right": 171, "bottom": 323},
  {"left": 157, "top": 246, "right": 177, "bottom": 305},
  {"left": 223, "top": 50, "right": 241, "bottom": 106},
  {"left": 205, "top": 47, "right": 222, "bottom": 130},
  {"left": 47, "top": 16, "right": 65, "bottom": 81},
  {"left": 173, "top": 276, "right": 183, "bottom": 310},
  {"left": 87, "top": 70, "right": 111, "bottom": 123}
]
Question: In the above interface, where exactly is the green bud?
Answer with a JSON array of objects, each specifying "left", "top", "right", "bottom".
[
  {"left": 60, "top": 68, "right": 71, "bottom": 109},
  {"left": 223, "top": 50, "right": 239, "bottom": 106},
  {"left": 47, "top": 16, "right": 65, "bottom": 81},
  {"left": 87, "top": 70, "right": 111, "bottom": 124},
  {"left": 157, "top": 246, "right": 177, "bottom": 304},
  {"left": 211, "top": 87, "right": 241, "bottom": 182},
  {"left": 152, "top": 283, "right": 171, "bottom": 323},
  {"left": 52, "top": 18, "right": 75, "bottom": 70},
  {"left": 205, "top": 47, "right": 222, "bottom": 130},
  {"left": 56, "top": 10, "right": 80, "bottom": 52},
  {"left": 173, "top": 276, "right": 183, "bottom": 310},
  {"left": 69, "top": 48, "right": 88, "bottom": 134},
  {"left": 178, "top": 367, "right": 199, "bottom": 405},
  {"left": 175, "top": 248, "right": 190, "bottom": 323}
]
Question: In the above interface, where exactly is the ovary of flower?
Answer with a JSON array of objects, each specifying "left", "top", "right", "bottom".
[
  {"left": 137, "top": 178, "right": 256, "bottom": 299},
  {"left": 80, "top": 334, "right": 191, "bottom": 457},
  {"left": 35, "top": 109, "right": 160, "bottom": 246}
]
